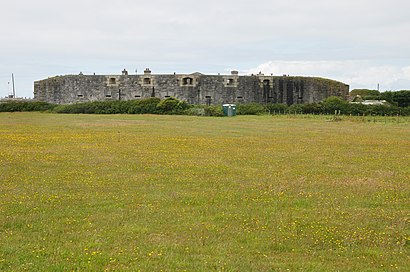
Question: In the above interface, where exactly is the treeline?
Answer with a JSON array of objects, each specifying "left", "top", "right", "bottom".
[
  {"left": 237, "top": 97, "right": 410, "bottom": 116},
  {"left": 350, "top": 89, "right": 410, "bottom": 107},
  {"left": 1, "top": 96, "right": 409, "bottom": 116}
]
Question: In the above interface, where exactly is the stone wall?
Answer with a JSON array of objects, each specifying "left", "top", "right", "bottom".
[{"left": 34, "top": 70, "right": 349, "bottom": 105}]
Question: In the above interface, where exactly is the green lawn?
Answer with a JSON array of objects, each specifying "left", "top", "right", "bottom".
[{"left": 1, "top": 113, "right": 409, "bottom": 271}]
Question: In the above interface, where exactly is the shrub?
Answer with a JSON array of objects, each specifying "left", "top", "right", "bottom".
[
  {"left": 156, "top": 97, "right": 189, "bottom": 114},
  {"left": 236, "top": 103, "right": 267, "bottom": 115},
  {"left": 320, "top": 96, "right": 350, "bottom": 114},
  {"left": 287, "top": 104, "right": 304, "bottom": 114},
  {"left": 204, "top": 105, "right": 224, "bottom": 117},
  {"left": 53, "top": 98, "right": 162, "bottom": 114},
  {"left": 381, "top": 90, "right": 410, "bottom": 107},
  {"left": 266, "top": 103, "right": 289, "bottom": 114},
  {"left": 185, "top": 106, "right": 206, "bottom": 116},
  {"left": 0, "top": 101, "right": 56, "bottom": 112},
  {"left": 137, "top": 97, "right": 161, "bottom": 114},
  {"left": 53, "top": 103, "right": 87, "bottom": 114},
  {"left": 33, "top": 97, "right": 410, "bottom": 116},
  {"left": 299, "top": 103, "right": 322, "bottom": 114}
]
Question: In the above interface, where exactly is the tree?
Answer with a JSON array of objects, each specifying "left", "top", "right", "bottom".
[{"left": 320, "top": 96, "right": 350, "bottom": 114}]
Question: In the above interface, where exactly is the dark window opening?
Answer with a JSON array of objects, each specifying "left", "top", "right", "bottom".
[
  {"left": 263, "top": 79, "right": 270, "bottom": 86},
  {"left": 134, "top": 95, "right": 141, "bottom": 98},
  {"left": 143, "top": 78, "right": 151, "bottom": 85},
  {"left": 227, "top": 78, "right": 234, "bottom": 85},
  {"left": 109, "top": 78, "right": 116, "bottom": 84},
  {"left": 237, "top": 96, "right": 243, "bottom": 99},
  {"left": 77, "top": 94, "right": 83, "bottom": 98},
  {"left": 165, "top": 95, "right": 171, "bottom": 98},
  {"left": 183, "top": 77, "right": 193, "bottom": 85},
  {"left": 205, "top": 96, "right": 212, "bottom": 106},
  {"left": 105, "top": 94, "right": 112, "bottom": 98}
]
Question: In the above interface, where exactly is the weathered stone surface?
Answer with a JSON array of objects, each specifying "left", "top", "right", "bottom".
[{"left": 34, "top": 71, "right": 349, "bottom": 105}]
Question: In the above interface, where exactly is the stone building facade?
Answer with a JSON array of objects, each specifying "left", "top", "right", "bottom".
[{"left": 34, "top": 69, "right": 349, "bottom": 105}]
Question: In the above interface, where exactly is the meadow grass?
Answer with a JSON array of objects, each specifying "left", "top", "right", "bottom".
[{"left": 0, "top": 113, "right": 409, "bottom": 271}]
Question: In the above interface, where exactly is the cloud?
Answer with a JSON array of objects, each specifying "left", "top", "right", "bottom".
[{"left": 1, "top": 0, "right": 410, "bottom": 97}]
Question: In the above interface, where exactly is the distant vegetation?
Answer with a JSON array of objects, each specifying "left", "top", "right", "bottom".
[
  {"left": 1, "top": 93, "right": 410, "bottom": 116},
  {"left": 0, "top": 101, "right": 56, "bottom": 112},
  {"left": 350, "top": 89, "right": 410, "bottom": 107}
]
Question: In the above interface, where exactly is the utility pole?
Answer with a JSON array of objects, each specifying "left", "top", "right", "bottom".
[{"left": 12, "top": 73, "right": 16, "bottom": 98}]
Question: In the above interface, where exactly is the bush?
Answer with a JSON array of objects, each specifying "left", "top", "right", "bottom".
[
  {"left": 0, "top": 101, "right": 56, "bottom": 112},
  {"left": 53, "top": 98, "right": 162, "bottom": 114},
  {"left": 299, "top": 103, "right": 322, "bottom": 114},
  {"left": 185, "top": 106, "right": 206, "bottom": 116},
  {"left": 347, "top": 103, "right": 367, "bottom": 115},
  {"left": 320, "top": 96, "right": 350, "bottom": 114},
  {"left": 236, "top": 103, "right": 267, "bottom": 115},
  {"left": 156, "top": 97, "right": 189, "bottom": 114},
  {"left": 204, "top": 105, "right": 224, "bottom": 117},
  {"left": 127, "top": 98, "right": 161, "bottom": 114},
  {"left": 8, "top": 97, "right": 408, "bottom": 116},
  {"left": 381, "top": 90, "right": 410, "bottom": 107},
  {"left": 287, "top": 104, "right": 304, "bottom": 114},
  {"left": 266, "top": 103, "right": 288, "bottom": 114}
]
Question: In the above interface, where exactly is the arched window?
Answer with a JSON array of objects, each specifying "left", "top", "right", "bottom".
[
  {"left": 182, "top": 77, "right": 193, "bottom": 85},
  {"left": 143, "top": 78, "right": 151, "bottom": 85}
]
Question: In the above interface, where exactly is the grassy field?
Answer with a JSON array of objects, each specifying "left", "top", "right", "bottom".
[{"left": 1, "top": 113, "right": 409, "bottom": 271}]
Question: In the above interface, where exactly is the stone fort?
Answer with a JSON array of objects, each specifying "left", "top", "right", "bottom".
[{"left": 34, "top": 69, "right": 349, "bottom": 105}]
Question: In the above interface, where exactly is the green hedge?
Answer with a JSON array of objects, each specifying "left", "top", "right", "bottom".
[
  {"left": 1, "top": 97, "right": 409, "bottom": 116},
  {"left": 0, "top": 101, "right": 56, "bottom": 112},
  {"left": 53, "top": 98, "right": 162, "bottom": 114}
]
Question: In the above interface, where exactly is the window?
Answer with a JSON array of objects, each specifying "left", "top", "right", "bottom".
[
  {"left": 182, "top": 77, "right": 193, "bottom": 85},
  {"left": 143, "top": 78, "right": 151, "bottom": 85},
  {"left": 263, "top": 79, "right": 270, "bottom": 86},
  {"left": 134, "top": 95, "right": 141, "bottom": 98},
  {"left": 205, "top": 96, "right": 212, "bottom": 106},
  {"left": 109, "top": 78, "right": 116, "bottom": 84},
  {"left": 227, "top": 78, "right": 234, "bottom": 85},
  {"left": 105, "top": 94, "right": 112, "bottom": 98},
  {"left": 77, "top": 94, "right": 84, "bottom": 98}
]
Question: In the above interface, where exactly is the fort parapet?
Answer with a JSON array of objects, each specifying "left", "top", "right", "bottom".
[{"left": 34, "top": 69, "right": 349, "bottom": 105}]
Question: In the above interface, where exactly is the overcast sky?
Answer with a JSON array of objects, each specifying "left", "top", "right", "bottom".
[{"left": 1, "top": 0, "right": 410, "bottom": 98}]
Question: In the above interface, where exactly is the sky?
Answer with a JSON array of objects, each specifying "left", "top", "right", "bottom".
[{"left": 1, "top": 0, "right": 410, "bottom": 98}]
